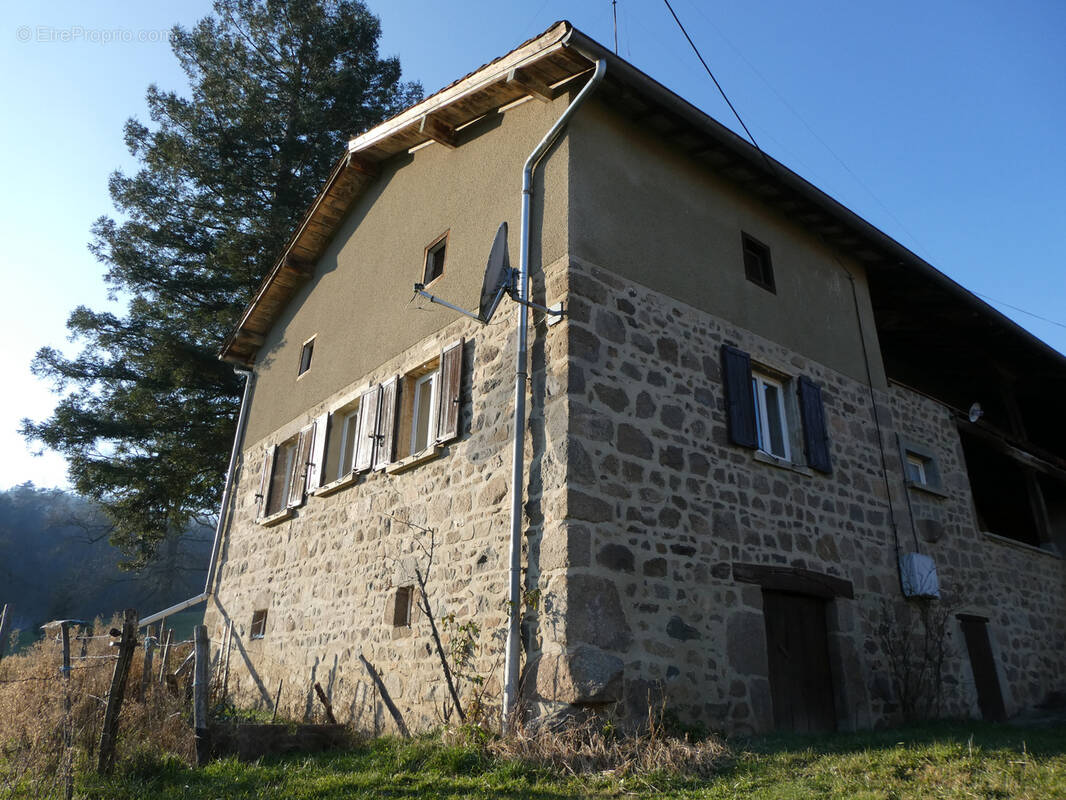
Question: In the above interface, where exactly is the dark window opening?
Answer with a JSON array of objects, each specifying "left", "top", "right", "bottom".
[
  {"left": 392, "top": 586, "right": 413, "bottom": 627},
  {"left": 742, "top": 233, "right": 775, "bottom": 293},
  {"left": 424, "top": 233, "right": 448, "bottom": 284},
  {"left": 250, "top": 609, "right": 268, "bottom": 639},
  {"left": 265, "top": 436, "right": 298, "bottom": 517},
  {"left": 960, "top": 432, "right": 1043, "bottom": 547},
  {"left": 298, "top": 338, "right": 315, "bottom": 376}
]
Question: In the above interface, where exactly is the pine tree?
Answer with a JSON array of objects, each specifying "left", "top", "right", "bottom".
[{"left": 22, "top": 0, "right": 421, "bottom": 567}]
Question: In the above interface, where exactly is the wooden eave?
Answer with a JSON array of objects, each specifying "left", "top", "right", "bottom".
[{"left": 219, "top": 21, "right": 593, "bottom": 365}]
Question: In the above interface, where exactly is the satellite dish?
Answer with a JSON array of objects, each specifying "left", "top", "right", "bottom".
[
  {"left": 478, "top": 222, "right": 511, "bottom": 323},
  {"left": 968, "top": 402, "right": 984, "bottom": 423}
]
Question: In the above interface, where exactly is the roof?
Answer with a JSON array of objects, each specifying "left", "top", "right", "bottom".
[{"left": 220, "top": 21, "right": 1066, "bottom": 401}]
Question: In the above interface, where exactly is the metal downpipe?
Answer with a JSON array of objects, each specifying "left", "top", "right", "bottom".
[
  {"left": 139, "top": 366, "right": 255, "bottom": 628},
  {"left": 503, "top": 55, "right": 606, "bottom": 732}
]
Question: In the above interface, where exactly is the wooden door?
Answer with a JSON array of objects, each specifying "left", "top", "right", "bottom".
[
  {"left": 763, "top": 590, "right": 837, "bottom": 733},
  {"left": 958, "top": 615, "right": 1006, "bottom": 722}
]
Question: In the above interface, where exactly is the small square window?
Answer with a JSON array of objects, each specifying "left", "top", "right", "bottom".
[
  {"left": 298, "top": 337, "right": 315, "bottom": 376},
  {"left": 250, "top": 609, "right": 268, "bottom": 639},
  {"left": 752, "top": 371, "right": 791, "bottom": 461},
  {"left": 424, "top": 233, "right": 448, "bottom": 284},
  {"left": 742, "top": 233, "right": 775, "bottom": 293},
  {"left": 905, "top": 453, "right": 928, "bottom": 485},
  {"left": 392, "top": 586, "right": 413, "bottom": 627}
]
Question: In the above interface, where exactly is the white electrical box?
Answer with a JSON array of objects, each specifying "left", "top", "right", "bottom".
[{"left": 900, "top": 552, "right": 940, "bottom": 598}]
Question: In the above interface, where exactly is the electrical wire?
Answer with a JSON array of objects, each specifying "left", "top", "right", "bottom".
[{"left": 661, "top": 0, "right": 764, "bottom": 158}]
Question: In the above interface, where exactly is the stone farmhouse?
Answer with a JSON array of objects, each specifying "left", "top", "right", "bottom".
[{"left": 202, "top": 22, "right": 1066, "bottom": 734}]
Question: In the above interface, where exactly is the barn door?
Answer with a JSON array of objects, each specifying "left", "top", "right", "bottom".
[
  {"left": 763, "top": 590, "right": 837, "bottom": 733},
  {"left": 958, "top": 614, "right": 1006, "bottom": 721}
]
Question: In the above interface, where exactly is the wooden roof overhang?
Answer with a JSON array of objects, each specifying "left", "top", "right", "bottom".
[
  {"left": 222, "top": 23, "right": 1066, "bottom": 426},
  {"left": 220, "top": 21, "right": 594, "bottom": 366}
]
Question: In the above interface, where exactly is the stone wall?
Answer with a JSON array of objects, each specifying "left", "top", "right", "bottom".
[
  {"left": 888, "top": 384, "right": 1066, "bottom": 716},
  {"left": 206, "top": 258, "right": 572, "bottom": 732},
  {"left": 545, "top": 257, "right": 1063, "bottom": 734}
]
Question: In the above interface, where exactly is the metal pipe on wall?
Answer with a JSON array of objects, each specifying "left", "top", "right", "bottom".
[{"left": 502, "top": 53, "right": 606, "bottom": 733}]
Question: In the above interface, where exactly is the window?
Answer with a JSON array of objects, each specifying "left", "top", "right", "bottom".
[
  {"left": 250, "top": 609, "right": 268, "bottom": 639},
  {"left": 742, "top": 232, "right": 775, "bottom": 293},
  {"left": 897, "top": 437, "right": 944, "bottom": 494},
  {"left": 423, "top": 232, "right": 448, "bottom": 284},
  {"left": 298, "top": 337, "right": 315, "bottom": 376},
  {"left": 320, "top": 398, "right": 362, "bottom": 485},
  {"left": 752, "top": 372, "right": 790, "bottom": 460},
  {"left": 721, "top": 344, "right": 831, "bottom": 473},
  {"left": 256, "top": 423, "right": 316, "bottom": 521},
  {"left": 391, "top": 339, "right": 464, "bottom": 467},
  {"left": 392, "top": 586, "right": 413, "bottom": 627}
]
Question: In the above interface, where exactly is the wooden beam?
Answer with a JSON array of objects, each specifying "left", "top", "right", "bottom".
[
  {"left": 282, "top": 255, "right": 314, "bottom": 278},
  {"left": 506, "top": 67, "right": 554, "bottom": 103},
  {"left": 419, "top": 114, "right": 457, "bottom": 149},
  {"left": 732, "top": 563, "right": 854, "bottom": 599}
]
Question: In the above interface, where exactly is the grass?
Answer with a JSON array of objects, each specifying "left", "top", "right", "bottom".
[{"left": 62, "top": 721, "right": 1066, "bottom": 800}]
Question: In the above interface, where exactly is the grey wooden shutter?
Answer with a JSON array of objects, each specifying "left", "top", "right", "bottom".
[
  {"left": 308, "top": 412, "right": 329, "bottom": 491},
  {"left": 435, "top": 338, "right": 464, "bottom": 444},
  {"left": 353, "top": 386, "right": 379, "bottom": 473},
  {"left": 721, "top": 344, "right": 757, "bottom": 448},
  {"left": 798, "top": 376, "right": 831, "bottom": 473},
  {"left": 255, "top": 445, "right": 275, "bottom": 521},
  {"left": 374, "top": 376, "right": 399, "bottom": 470},
  {"left": 287, "top": 425, "right": 315, "bottom": 508}
]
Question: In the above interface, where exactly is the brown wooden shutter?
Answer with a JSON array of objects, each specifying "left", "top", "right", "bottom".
[
  {"left": 798, "top": 376, "right": 831, "bottom": 473},
  {"left": 353, "top": 385, "right": 379, "bottom": 473},
  {"left": 255, "top": 445, "right": 275, "bottom": 521},
  {"left": 287, "top": 425, "right": 314, "bottom": 508},
  {"left": 308, "top": 412, "right": 329, "bottom": 491},
  {"left": 435, "top": 338, "right": 464, "bottom": 444},
  {"left": 374, "top": 376, "right": 399, "bottom": 470},
  {"left": 722, "top": 344, "right": 757, "bottom": 448}
]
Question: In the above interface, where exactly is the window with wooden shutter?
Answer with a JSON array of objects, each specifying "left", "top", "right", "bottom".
[
  {"left": 374, "top": 376, "right": 399, "bottom": 470},
  {"left": 353, "top": 385, "right": 379, "bottom": 473},
  {"left": 307, "top": 412, "right": 329, "bottom": 492},
  {"left": 798, "top": 376, "right": 831, "bottom": 473},
  {"left": 286, "top": 424, "right": 315, "bottom": 508},
  {"left": 255, "top": 445, "right": 275, "bottom": 521},
  {"left": 722, "top": 344, "right": 758, "bottom": 448},
  {"left": 435, "top": 339, "right": 463, "bottom": 444}
]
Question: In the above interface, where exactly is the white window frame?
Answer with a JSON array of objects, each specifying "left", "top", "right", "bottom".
[
  {"left": 905, "top": 453, "right": 928, "bottom": 485},
  {"left": 752, "top": 372, "right": 791, "bottom": 461},
  {"left": 409, "top": 370, "right": 439, "bottom": 455},
  {"left": 335, "top": 403, "right": 362, "bottom": 482},
  {"left": 265, "top": 436, "right": 298, "bottom": 516}
]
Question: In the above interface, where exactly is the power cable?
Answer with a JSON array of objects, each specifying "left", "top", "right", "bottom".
[{"left": 661, "top": 0, "right": 765, "bottom": 160}]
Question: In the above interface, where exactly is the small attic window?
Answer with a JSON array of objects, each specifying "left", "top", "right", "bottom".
[
  {"left": 424, "top": 232, "right": 448, "bottom": 284},
  {"left": 742, "top": 233, "right": 775, "bottom": 293},
  {"left": 298, "top": 337, "right": 315, "bottom": 376}
]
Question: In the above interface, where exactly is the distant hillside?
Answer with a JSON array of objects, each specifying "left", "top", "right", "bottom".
[{"left": 0, "top": 483, "right": 211, "bottom": 635}]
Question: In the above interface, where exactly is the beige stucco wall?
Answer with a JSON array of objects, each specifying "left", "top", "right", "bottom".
[
  {"left": 566, "top": 98, "right": 886, "bottom": 390},
  {"left": 245, "top": 93, "right": 573, "bottom": 445}
]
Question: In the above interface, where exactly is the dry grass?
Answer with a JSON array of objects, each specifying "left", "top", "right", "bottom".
[
  {"left": 0, "top": 616, "right": 194, "bottom": 798},
  {"left": 462, "top": 705, "right": 729, "bottom": 780}
]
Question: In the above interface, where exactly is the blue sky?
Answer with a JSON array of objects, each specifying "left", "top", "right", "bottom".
[{"left": 2, "top": 0, "right": 1063, "bottom": 490}]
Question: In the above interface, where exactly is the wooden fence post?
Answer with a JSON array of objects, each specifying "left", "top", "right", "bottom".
[
  {"left": 60, "top": 621, "right": 73, "bottom": 800},
  {"left": 0, "top": 603, "right": 10, "bottom": 662},
  {"left": 97, "top": 609, "right": 137, "bottom": 774},
  {"left": 138, "top": 625, "right": 156, "bottom": 702},
  {"left": 192, "top": 624, "right": 210, "bottom": 766},
  {"left": 157, "top": 628, "right": 173, "bottom": 684}
]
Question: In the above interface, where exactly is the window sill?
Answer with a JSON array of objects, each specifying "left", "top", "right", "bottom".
[
  {"left": 981, "top": 531, "right": 1061, "bottom": 559},
  {"left": 258, "top": 508, "right": 294, "bottom": 527},
  {"left": 905, "top": 479, "right": 948, "bottom": 499},
  {"left": 386, "top": 445, "right": 443, "bottom": 474},
  {"left": 753, "top": 449, "right": 813, "bottom": 477},
  {"left": 312, "top": 471, "right": 361, "bottom": 497}
]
